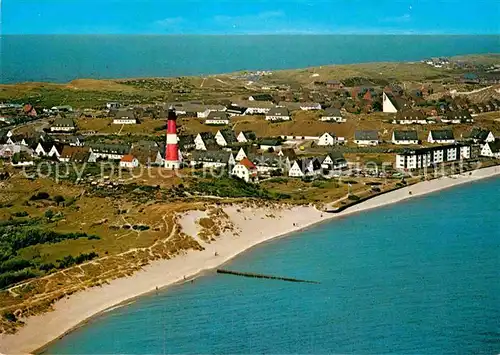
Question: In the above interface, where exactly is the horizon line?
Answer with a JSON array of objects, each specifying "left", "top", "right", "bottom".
[{"left": 2, "top": 33, "right": 500, "bottom": 36}]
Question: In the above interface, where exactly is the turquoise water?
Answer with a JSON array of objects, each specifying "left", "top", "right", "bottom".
[
  {"left": 2, "top": 35, "right": 500, "bottom": 83},
  {"left": 44, "top": 177, "right": 500, "bottom": 354}
]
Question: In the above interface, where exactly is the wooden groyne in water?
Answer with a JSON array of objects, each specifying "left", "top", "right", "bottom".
[{"left": 217, "top": 269, "right": 320, "bottom": 284}]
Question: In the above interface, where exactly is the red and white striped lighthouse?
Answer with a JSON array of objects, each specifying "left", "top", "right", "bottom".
[{"left": 164, "top": 108, "right": 180, "bottom": 169}]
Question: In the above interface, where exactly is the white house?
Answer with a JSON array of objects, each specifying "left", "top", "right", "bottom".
[
  {"left": 205, "top": 111, "right": 230, "bottom": 125},
  {"left": 299, "top": 102, "right": 322, "bottom": 111},
  {"left": 51, "top": 105, "right": 73, "bottom": 113},
  {"left": 236, "top": 131, "right": 255, "bottom": 143},
  {"left": 235, "top": 147, "right": 247, "bottom": 161},
  {"left": 480, "top": 139, "right": 500, "bottom": 158},
  {"left": 226, "top": 105, "right": 247, "bottom": 117},
  {"left": 468, "top": 128, "right": 495, "bottom": 143},
  {"left": 383, "top": 92, "right": 398, "bottom": 113},
  {"left": 392, "top": 130, "right": 419, "bottom": 145},
  {"left": 194, "top": 132, "right": 215, "bottom": 151},
  {"left": 234, "top": 100, "right": 275, "bottom": 114},
  {"left": 119, "top": 155, "right": 139, "bottom": 168},
  {"left": 189, "top": 151, "right": 235, "bottom": 168},
  {"left": 395, "top": 144, "right": 472, "bottom": 170},
  {"left": 317, "top": 132, "right": 338, "bottom": 146},
  {"left": 354, "top": 130, "right": 379, "bottom": 146},
  {"left": 441, "top": 110, "right": 473, "bottom": 124},
  {"left": 248, "top": 94, "right": 274, "bottom": 102},
  {"left": 289, "top": 158, "right": 323, "bottom": 178},
  {"left": 260, "top": 139, "right": 282, "bottom": 152},
  {"left": 321, "top": 152, "right": 348, "bottom": 170},
  {"left": 88, "top": 144, "right": 130, "bottom": 161},
  {"left": 106, "top": 102, "right": 121, "bottom": 110},
  {"left": 231, "top": 158, "right": 258, "bottom": 183},
  {"left": 170, "top": 103, "right": 226, "bottom": 118},
  {"left": 428, "top": 130, "right": 455, "bottom": 144},
  {"left": 392, "top": 110, "right": 429, "bottom": 124},
  {"left": 320, "top": 107, "right": 345, "bottom": 122},
  {"left": 265, "top": 107, "right": 291, "bottom": 121},
  {"left": 248, "top": 153, "right": 291, "bottom": 175},
  {"left": 214, "top": 129, "right": 236, "bottom": 146},
  {"left": 113, "top": 110, "right": 137, "bottom": 125},
  {"left": 48, "top": 144, "right": 64, "bottom": 158},
  {"left": 50, "top": 117, "right": 75, "bottom": 132}
]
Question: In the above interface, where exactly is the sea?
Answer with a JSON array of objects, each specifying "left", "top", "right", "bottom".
[
  {"left": 1, "top": 35, "right": 500, "bottom": 84},
  {"left": 43, "top": 177, "right": 500, "bottom": 354}
]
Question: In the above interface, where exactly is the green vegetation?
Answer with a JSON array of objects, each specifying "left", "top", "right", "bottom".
[
  {"left": 0, "top": 220, "right": 101, "bottom": 289},
  {"left": 189, "top": 176, "right": 289, "bottom": 199}
]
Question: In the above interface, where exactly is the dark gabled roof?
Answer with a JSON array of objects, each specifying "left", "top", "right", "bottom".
[
  {"left": 60, "top": 146, "right": 90, "bottom": 161},
  {"left": 487, "top": 139, "right": 500, "bottom": 153},
  {"left": 267, "top": 107, "right": 290, "bottom": 117},
  {"left": 260, "top": 138, "right": 281, "bottom": 146},
  {"left": 241, "top": 130, "right": 256, "bottom": 140},
  {"left": 191, "top": 150, "right": 232, "bottom": 163},
  {"left": 89, "top": 143, "right": 130, "bottom": 154},
  {"left": 354, "top": 130, "right": 378, "bottom": 141},
  {"left": 226, "top": 105, "right": 247, "bottom": 114},
  {"left": 280, "top": 148, "right": 297, "bottom": 161},
  {"left": 399, "top": 143, "right": 466, "bottom": 156},
  {"left": 393, "top": 130, "right": 418, "bottom": 141},
  {"left": 323, "top": 107, "right": 342, "bottom": 116},
  {"left": 384, "top": 92, "right": 408, "bottom": 110},
  {"left": 294, "top": 158, "right": 322, "bottom": 173},
  {"left": 42, "top": 142, "right": 65, "bottom": 152},
  {"left": 207, "top": 111, "right": 229, "bottom": 120},
  {"left": 326, "top": 151, "right": 346, "bottom": 163},
  {"left": 52, "top": 117, "right": 75, "bottom": 128},
  {"left": 248, "top": 153, "right": 288, "bottom": 168},
  {"left": 469, "top": 128, "right": 491, "bottom": 141},
  {"left": 396, "top": 109, "right": 424, "bottom": 120},
  {"left": 198, "top": 132, "right": 215, "bottom": 141},
  {"left": 250, "top": 94, "right": 274, "bottom": 101},
  {"left": 219, "top": 129, "right": 236, "bottom": 144},
  {"left": 178, "top": 134, "right": 195, "bottom": 148},
  {"left": 444, "top": 110, "right": 472, "bottom": 120},
  {"left": 430, "top": 129, "right": 454, "bottom": 140},
  {"left": 114, "top": 109, "right": 135, "bottom": 119}
]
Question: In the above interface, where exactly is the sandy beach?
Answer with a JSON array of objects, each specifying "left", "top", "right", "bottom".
[{"left": 1, "top": 165, "right": 499, "bottom": 354}]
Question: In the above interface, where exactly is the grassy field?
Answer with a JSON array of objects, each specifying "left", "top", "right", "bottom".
[
  {"left": 1, "top": 54, "right": 498, "bottom": 110},
  {"left": 77, "top": 117, "right": 166, "bottom": 135}
]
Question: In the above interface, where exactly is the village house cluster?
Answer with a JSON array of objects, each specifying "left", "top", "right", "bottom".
[{"left": 1, "top": 64, "right": 500, "bottom": 184}]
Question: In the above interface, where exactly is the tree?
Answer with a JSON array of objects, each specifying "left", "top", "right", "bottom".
[
  {"left": 44, "top": 209, "right": 54, "bottom": 221},
  {"left": 53, "top": 195, "right": 65, "bottom": 206}
]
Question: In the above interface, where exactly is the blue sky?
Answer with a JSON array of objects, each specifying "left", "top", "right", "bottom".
[{"left": 3, "top": 0, "right": 500, "bottom": 34}]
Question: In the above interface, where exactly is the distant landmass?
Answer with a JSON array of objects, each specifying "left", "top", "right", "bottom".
[{"left": 1, "top": 34, "right": 499, "bottom": 84}]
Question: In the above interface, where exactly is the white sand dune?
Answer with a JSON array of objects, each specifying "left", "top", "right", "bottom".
[{"left": 1, "top": 165, "right": 498, "bottom": 354}]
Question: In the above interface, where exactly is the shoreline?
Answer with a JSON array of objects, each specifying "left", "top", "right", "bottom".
[{"left": 1, "top": 165, "right": 499, "bottom": 354}]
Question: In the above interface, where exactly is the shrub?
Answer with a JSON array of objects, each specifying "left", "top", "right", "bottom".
[
  {"left": 53, "top": 195, "right": 65, "bottom": 206},
  {"left": 132, "top": 225, "right": 150, "bottom": 231},
  {"left": 29, "top": 192, "right": 50, "bottom": 201},
  {"left": 44, "top": 209, "right": 54, "bottom": 221},
  {"left": 38, "top": 263, "right": 56, "bottom": 272},
  {"left": 3, "top": 312, "right": 17, "bottom": 322},
  {"left": 12, "top": 211, "right": 29, "bottom": 217},
  {"left": 0, "top": 270, "right": 38, "bottom": 288},
  {"left": 348, "top": 194, "right": 360, "bottom": 201}
]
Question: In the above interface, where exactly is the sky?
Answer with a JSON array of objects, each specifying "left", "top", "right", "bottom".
[{"left": 2, "top": 0, "right": 500, "bottom": 35}]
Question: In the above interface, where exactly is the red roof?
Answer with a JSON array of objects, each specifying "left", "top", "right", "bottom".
[
  {"left": 120, "top": 154, "right": 136, "bottom": 163},
  {"left": 239, "top": 157, "right": 256, "bottom": 170}
]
